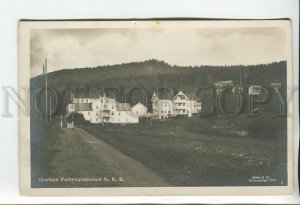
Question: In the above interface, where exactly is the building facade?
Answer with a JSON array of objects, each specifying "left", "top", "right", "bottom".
[
  {"left": 151, "top": 90, "right": 201, "bottom": 119},
  {"left": 67, "top": 94, "right": 139, "bottom": 124}
]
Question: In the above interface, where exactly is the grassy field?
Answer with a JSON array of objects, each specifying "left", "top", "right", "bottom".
[
  {"left": 30, "top": 114, "right": 287, "bottom": 187},
  {"left": 30, "top": 118, "right": 62, "bottom": 187},
  {"left": 81, "top": 115, "right": 287, "bottom": 186}
]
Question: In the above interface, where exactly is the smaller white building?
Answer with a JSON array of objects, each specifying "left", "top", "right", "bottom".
[
  {"left": 112, "top": 103, "right": 139, "bottom": 124},
  {"left": 132, "top": 102, "right": 148, "bottom": 117},
  {"left": 151, "top": 90, "right": 201, "bottom": 119}
]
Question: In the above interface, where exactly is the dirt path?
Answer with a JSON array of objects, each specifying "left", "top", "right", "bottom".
[{"left": 49, "top": 127, "right": 168, "bottom": 187}]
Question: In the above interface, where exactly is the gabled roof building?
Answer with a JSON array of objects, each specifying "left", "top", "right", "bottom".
[
  {"left": 151, "top": 90, "right": 201, "bottom": 119},
  {"left": 67, "top": 94, "right": 138, "bottom": 124}
]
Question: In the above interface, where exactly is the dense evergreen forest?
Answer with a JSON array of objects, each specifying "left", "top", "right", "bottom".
[{"left": 30, "top": 59, "right": 287, "bottom": 114}]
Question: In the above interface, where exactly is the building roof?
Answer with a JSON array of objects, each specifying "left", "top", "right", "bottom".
[
  {"left": 94, "top": 96, "right": 116, "bottom": 103},
  {"left": 153, "top": 90, "right": 199, "bottom": 101},
  {"left": 132, "top": 102, "right": 148, "bottom": 110},
  {"left": 73, "top": 91, "right": 117, "bottom": 99},
  {"left": 172, "top": 90, "right": 189, "bottom": 100},
  {"left": 116, "top": 103, "right": 131, "bottom": 111},
  {"left": 214, "top": 80, "right": 233, "bottom": 88},
  {"left": 75, "top": 103, "right": 93, "bottom": 111},
  {"left": 152, "top": 90, "right": 175, "bottom": 100}
]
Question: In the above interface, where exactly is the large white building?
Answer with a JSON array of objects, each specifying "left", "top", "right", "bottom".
[
  {"left": 151, "top": 90, "right": 201, "bottom": 119},
  {"left": 67, "top": 94, "right": 139, "bottom": 124}
]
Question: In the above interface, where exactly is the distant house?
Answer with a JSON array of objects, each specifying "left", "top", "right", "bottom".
[
  {"left": 214, "top": 80, "right": 233, "bottom": 89},
  {"left": 249, "top": 85, "right": 262, "bottom": 95},
  {"left": 132, "top": 102, "right": 148, "bottom": 117},
  {"left": 214, "top": 80, "right": 234, "bottom": 94},
  {"left": 151, "top": 90, "right": 201, "bottom": 119}
]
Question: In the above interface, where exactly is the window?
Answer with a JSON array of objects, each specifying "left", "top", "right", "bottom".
[
  {"left": 112, "top": 112, "right": 114, "bottom": 115},
  {"left": 119, "top": 113, "right": 121, "bottom": 116},
  {"left": 183, "top": 110, "right": 185, "bottom": 113},
  {"left": 86, "top": 100, "right": 88, "bottom": 102},
  {"left": 161, "top": 111, "right": 163, "bottom": 113},
  {"left": 104, "top": 105, "right": 106, "bottom": 108},
  {"left": 168, "top": 111, "right": 171, "bottom": 114}
]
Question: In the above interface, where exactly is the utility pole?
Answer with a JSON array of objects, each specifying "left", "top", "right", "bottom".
[
  {"left": 239, "top": 68, "right": 242, "bottom": 86},
  {"left": 45, "top": 58, "right": 48, "bottom": 124},
  {"left": 50, "top": 93, "right": 52, "bottom": 121}
]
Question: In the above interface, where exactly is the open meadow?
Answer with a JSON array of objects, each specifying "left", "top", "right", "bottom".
[{"left": 31, "top": 114, "right": 287, "bottom": 187}]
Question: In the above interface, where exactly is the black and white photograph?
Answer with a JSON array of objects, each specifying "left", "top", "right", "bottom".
[{"left": 18, "top": 20, "right": 294, "bottom": 196}]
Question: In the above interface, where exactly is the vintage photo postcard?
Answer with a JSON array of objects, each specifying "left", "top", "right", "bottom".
[{"left": 19, "top": 20, "right": 294, "bottom": 196}]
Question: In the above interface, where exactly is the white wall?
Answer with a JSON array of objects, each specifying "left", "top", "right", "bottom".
[{"left": 132, "top": 104, "right": 148, "bottom": 117}]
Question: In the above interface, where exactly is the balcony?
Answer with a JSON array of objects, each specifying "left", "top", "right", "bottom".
[
  {"left": 173, "top": 99, "right": 188, "bottom": 103},
  {"left": 174, "top": 104, "right": 188, "bottom": 109},
  {"left": 101, "top": 112, "right": 110, "bottom": 117},
  {"left": 102, "top": 107, "right": 110, "bottom": 111}
]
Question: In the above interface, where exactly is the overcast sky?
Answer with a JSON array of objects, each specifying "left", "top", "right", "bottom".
[{"left": 30, "top": 27, "right": 287, "bottom": 77}]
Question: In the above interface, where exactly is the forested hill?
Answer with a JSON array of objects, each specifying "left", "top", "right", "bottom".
[{"left": 31, "top": 59, "right": 286, "bottom": 91}]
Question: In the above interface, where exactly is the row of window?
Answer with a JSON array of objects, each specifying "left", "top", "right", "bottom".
[
  {"left": 95, "top": 105, "right": 114, "bottom": 109},
  {"left": 176, "top": 96, "right": 185, "bottom": 100},
  {"left": 74, "top": 99, "right": 94, "bottom": 103},
  {"left": 94, "top": 117, "right": 127, "bottom": 122},
  {"left": 158, "top": 103, "right": 199, "bottom": 107},
  {"left": 74, "top": 99, "right": 111, "bottom": 104},
  {"left": 87, "top": 111, "right": 121, "bottom": 116},
  {"left": 160, "top": 110, "right": 189, "bottom": 113}
]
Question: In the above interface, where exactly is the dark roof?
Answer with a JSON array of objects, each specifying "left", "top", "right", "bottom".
[
  {"left": 73, "top": 92, "right": 116, "bottom": 99},
  {"left": 116, "top": 103, "right": 131, "bottom": 111},
  {"left": 132, "top": 102, "right": 148, "bottom": 109},
  {"left": 153, "top": 90, "right": 199, "bottom": 101},
  {"left": 75, "top": 103, "right": 93, "bottom": 111}
]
